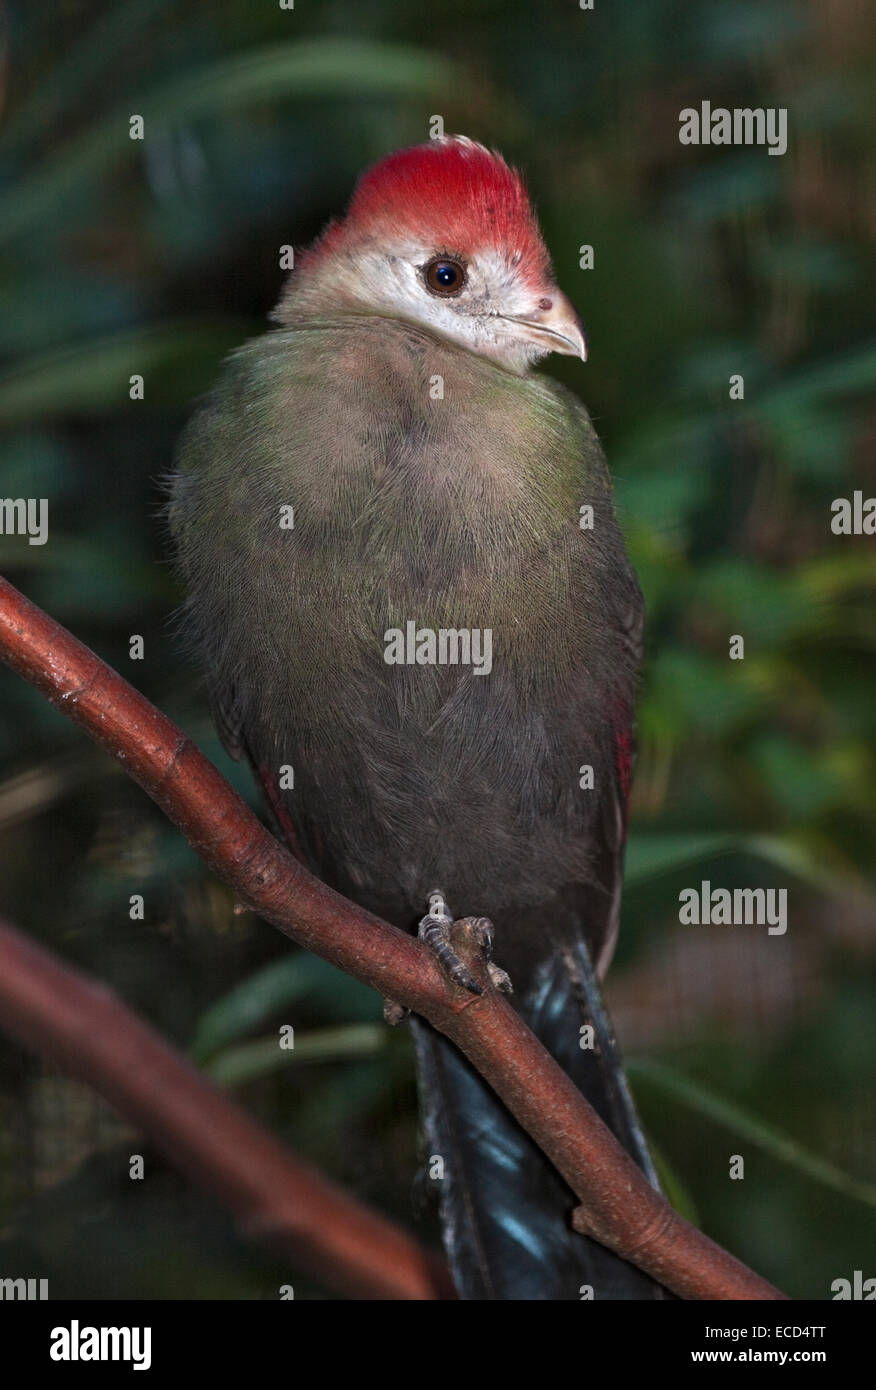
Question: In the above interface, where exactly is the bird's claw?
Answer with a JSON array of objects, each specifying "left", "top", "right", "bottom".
[
  {"left": 418, "top": 892, "right": 512, "bottom": 996},
  {"left": 487, "top": 959, "right": 513, "bottom": 995},
  {"left": 383, "top": 998, "right": 409, "bottom": 1026},
  {"left": 419, "top": 891, "right": 482, "bottom": 994}
]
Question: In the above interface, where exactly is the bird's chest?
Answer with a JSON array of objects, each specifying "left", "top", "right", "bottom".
[
  {"left": 236, "top": 326, "right": 606, "bottom": 732},
  {"left": 293, "top": 461, "right": 580, "bottom": 696}
]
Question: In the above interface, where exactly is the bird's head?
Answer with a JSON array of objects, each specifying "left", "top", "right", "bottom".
[{"left": 274, "top": 136, "right": 587, "bottom": 375}]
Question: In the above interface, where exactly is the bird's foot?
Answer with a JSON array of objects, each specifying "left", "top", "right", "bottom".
[
  {"left": 418, "top": 891, "right": 512, "bottom": 996},
  {"left": 382, "top": 998, "right": 409, "bottom": 1026},
  {"left": 468, "top": 911, "right": 514, "bottom": 993},
  {"left": 486, "top": 957, "right": 514, "bottom": 995}
]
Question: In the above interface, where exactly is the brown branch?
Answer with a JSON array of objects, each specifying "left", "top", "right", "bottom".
[
  {"left": 0, "top": 916, "right": 453, "bottom": 1300},
  {"left": 0, "top": 575, "right": 787, "bottom": 1300}
]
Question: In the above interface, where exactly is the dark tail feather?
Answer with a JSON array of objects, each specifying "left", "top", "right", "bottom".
[{"left": 412, "top": 933, "right": 669, "bottom": 1300}]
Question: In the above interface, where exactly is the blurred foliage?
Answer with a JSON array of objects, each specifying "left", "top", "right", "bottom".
[{"left": 0, "top": 0, "right": 874, "bottom": 1299}]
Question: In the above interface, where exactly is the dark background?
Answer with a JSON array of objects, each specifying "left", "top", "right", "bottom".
[{"left": 0, "top": 0, "right": 873, "bottom": 1299}]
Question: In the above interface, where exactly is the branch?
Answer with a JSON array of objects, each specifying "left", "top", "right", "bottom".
[
  {"left": 0, "top": 916, "right": 453, "bottom": 1300},
  {"left": 0, "top": 576, "right": 787, "bottom": 1300}
]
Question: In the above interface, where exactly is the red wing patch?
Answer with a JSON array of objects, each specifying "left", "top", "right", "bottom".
[
  {"left": 615, "top": 725, "right": 634, "bottom": 808},
  {"left": 257, "top": 759, "right": 309, "bottom": 868}
]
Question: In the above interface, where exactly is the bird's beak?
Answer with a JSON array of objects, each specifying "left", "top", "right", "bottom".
[{"left": 500, "top": 290, "right": 588, "bottom": 361}]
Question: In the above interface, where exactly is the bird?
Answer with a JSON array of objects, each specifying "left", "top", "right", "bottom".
[{"left": 169, "top": 134, "right": 667, "bottom": 1301}]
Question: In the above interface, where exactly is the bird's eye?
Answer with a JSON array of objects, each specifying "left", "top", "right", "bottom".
[{"left": 424, "top": 257, "right": 466, "bottom": 296}]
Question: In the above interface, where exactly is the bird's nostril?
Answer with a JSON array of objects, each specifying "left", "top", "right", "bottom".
[{"left": 538, "top": 297, "right": 553, "bottom": 311}]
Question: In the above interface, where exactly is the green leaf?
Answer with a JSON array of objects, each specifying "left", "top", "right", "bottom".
[
  {"left": 1, "top": 0, "right": 167, "bottom": 154},
  {"left": 0, "top": 321, "right": 244, "bottom": 423},
  {"left": 628, "top": 1059, "right": 876, "bottom": 1209},
  {"left": 625, "top": 830, "right": 872, "bottom": 900},
  {"left": 625, "top": 833, "right": 738, "bottom": 885},
  {"left": 0, "top": 39, "right": 456, "bottom": 245},
  {"left": 644, "top": 1138, "right": 701, "bottom": 1226},
  {"left": 204, "top": 1024, "right": 386, "bottom": 1087},
  {"left": 190, "top": 952, "right": 378, "bottom": 1063},
  {"left": 740, "top": 832, "right": 870, "bottom": 899}
]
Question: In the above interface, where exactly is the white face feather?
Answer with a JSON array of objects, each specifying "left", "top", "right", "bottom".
[{"left": 291, "top": 240, "right": 557, "bottom": 375}]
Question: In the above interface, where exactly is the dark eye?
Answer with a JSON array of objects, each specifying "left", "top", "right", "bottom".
[{"left": 424, "top": 257, "right": 466, "bottom": 296}]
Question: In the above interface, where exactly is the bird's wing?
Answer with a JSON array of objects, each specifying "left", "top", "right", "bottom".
[{"left": 593, "top": 566, "right": 645, "bottom": 976}]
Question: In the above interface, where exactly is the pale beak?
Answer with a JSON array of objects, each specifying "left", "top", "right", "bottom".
[{"left": 499, "top": 290, "right": 588, "bottom": 361}]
